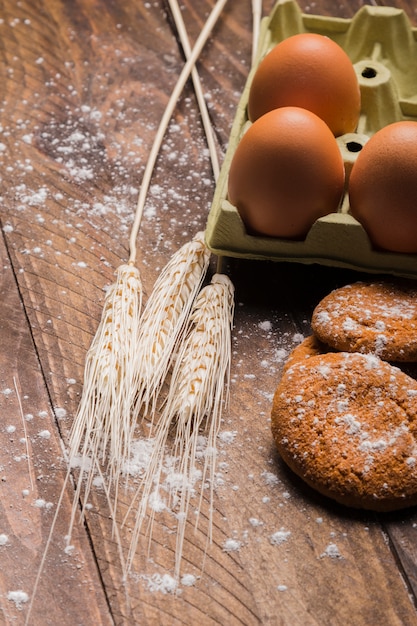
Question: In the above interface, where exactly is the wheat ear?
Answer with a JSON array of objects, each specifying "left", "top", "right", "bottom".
[
  {"left": 132, "top": 231, "right": 210, "bottom": 420},
  {"left": 25, "top": 3, "right": 229, "bottom": 622},
  {"left": 67, "top": 0, "right": 228, "bottom": 519},
  {"left": 130, "top": 0, "right": 225, "bottom": 420},
  {"left": 68, "top": 263, "right": 143, "bottom": 523},
  {"left": 125, "top": 273, "right": 234, "bottom": 578},
  {"left": 168, "top": 273, "right": 234, "bottom": 579}
]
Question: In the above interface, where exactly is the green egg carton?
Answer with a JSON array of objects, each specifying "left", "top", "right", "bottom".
[{"left": 205, "top": 0, "right": 417, "bottom": 279}]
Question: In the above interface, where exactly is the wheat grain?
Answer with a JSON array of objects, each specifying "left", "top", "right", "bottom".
[
  {"left": 68, "top": 263, "right": 142, "bottom": 526},
  {"left": 125, "top": 273, "right": 234, "bottom": 578},
  {"left": 132, "top": 231, "right": 210, "bottom": 420},
  {"left": 25, "top": 3, "right": 230, "bottom": 621},
  {"left": 168, "top": 273, "right": 234, "bottom": 577}
]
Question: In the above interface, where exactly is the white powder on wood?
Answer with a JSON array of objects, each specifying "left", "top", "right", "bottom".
[
  {"left": 144, "top": 573, "right": 178, "bottom": 594},
  {"left": 7, "top": 590, "right": 29, "bottom": 609},
  {"left": 270, "top": 529, "right": 291, "bottom": 545},
  {"left": 222, "top": 538, "right": 241, "bottom": 552},
  {"left": 180, "top": 573, "right": 197, "bottom": 587},
  {"left": 321, "top": 543, "right": 343, "bottom": 559}
]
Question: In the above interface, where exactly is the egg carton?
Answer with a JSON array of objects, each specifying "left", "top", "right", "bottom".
[{"left": 205, "top": 0, "right": 417, "bottom": 279}]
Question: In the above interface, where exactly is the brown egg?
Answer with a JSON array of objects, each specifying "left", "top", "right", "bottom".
[
  {"left": 349, "top": 121, "right": 417, "bottom": 254},
  {"left": 248, "top": 33, "right": 361, "bottom": 137},
  {"left": 227, "top": 107, "right": 345, "bottom": 239}
]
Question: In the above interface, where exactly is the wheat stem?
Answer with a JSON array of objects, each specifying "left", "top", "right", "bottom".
[
  {"left": 27, "top": 3, "right": 232, "bottom": 619},
  {"left": 252, "top": 0, "right": 263, "bottom": 66},
  {"left": 128, "top": 0, "right": 228, "bottom": 264},
  {"left": 168, "top": 0, "right": 220, "bottom": 181}
]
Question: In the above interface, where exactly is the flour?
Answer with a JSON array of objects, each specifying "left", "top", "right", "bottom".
[
  {"left": 38, "top": 429, "right": 51, "bottom": 439},
  {"left": 218, "top": 430, "right": 237, "bottom": 445},
  {"left": 222, "top": 538, "right": 242, "bottom": 552},
  {"left": 54, "top": 407, "right": 67, "bottom": 419},
  {"left": 34, "top": 499, "right": 53, "bottom": 510},
  {"left": 143, "top": 573, "right": 178, "bottom": 594},
  {"left": 321, "top": 543, "right": 343, "bottom": 559},
  {"left": 7, "top": 590, "right": 29, "bottom": 609},
  {"left": 180, "top": 573, "right": 197, "bottom": 587},
  {"left": 259, "top": 320, "right": 272, "bottom": 332},
  {"left": 261, "top": 471, "right": 280, "bottom": 487},
  {"left": 270, "top": 529, "right": 291, "bottom": 546}
]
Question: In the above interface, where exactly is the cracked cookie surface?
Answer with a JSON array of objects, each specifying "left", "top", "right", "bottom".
[
  {"left": 271, "top": 351, "right": 417, "bottom": 511},
  {"left": 311, "top": 280, "right": 417, "bottom": 362}
]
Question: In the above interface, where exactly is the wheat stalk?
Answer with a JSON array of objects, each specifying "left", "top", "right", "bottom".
[
  {"left": 129, "top": 0, "right": 225, "bottom": 422},
  {"left": 68, "top": 263, "right": 142, "bottom": 524},
  {"left": 168, "top": 273, "right": 234, "bottom": 579},
  {"left": 124, "top": 273, "right": 234, "bottom": 579},
  {"left": 65, "top": 0, "right": 228, "bottom": 524},
  {"left": 129, "top": 0, "right": 225, "bottom": 424},
  {"left": 128, "top": 0, "right": 228, "bottom": 265},
  {"left": 132, "top": 230, "right": 210, "bottom": 420},
  {"left": 25, "top": 4, "right": 229, "bottom": 622},
  {"left": 168, "top": 0, "right": 220, "bottom": 181}
]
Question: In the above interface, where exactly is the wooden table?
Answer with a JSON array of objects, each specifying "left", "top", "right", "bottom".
[{"left": 1, "top": 0, "right": 417, "bottom": 624}]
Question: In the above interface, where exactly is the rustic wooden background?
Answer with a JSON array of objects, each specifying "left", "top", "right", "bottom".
[{"left": 1, "top": 0, "right": 417, "bottom": 624}]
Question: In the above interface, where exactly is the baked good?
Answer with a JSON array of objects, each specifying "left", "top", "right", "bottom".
[
  {"left": 271, "top": 351, "right": 417, "bottom": 511},
  {"left": 311, "top": 280, "right": 417, "bottom": 362},
  {"left": 282, "top": 334, "right": 329, "bottom": 373}
]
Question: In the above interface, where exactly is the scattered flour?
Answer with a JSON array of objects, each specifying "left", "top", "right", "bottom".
[
  {"left": 261, "top": 471, "right": 280, "bottom": 487},
  {"left": 180, "top": 573, "right": 197, "bottom": 587},
  {"left": 218, "top": 430, "right": 237, "bottom": 445},
  {"left": 259, "top": 320, "right": 272, "bottom": 332},
  {"left": 34, "top": 499, "right": 53, "bottom": 510},
  {"left": 54, "top": 407, "right": 67, "bottom": 419},
  {"left": 222, "top": 538, "right": 242, "bottom": 552},
  {"left": 143, "top": 573, "right": 178, "bottom": 594},
  {"left": 321, "top": 543, "right": 343, "bottom": 559},
  {"left": 38, "top": 429, "right": 51, "bottom": 439},
  {"left": 249, "top": 517, "right": 263, "bottom": 528},
  {"left": 270, "top": 529, "right": 291, "bottom": 546},
  {"left": 7, "top": 590, "right": 29, "bottom": 609}
]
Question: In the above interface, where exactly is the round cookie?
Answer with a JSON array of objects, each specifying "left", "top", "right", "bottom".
[
  {"left": 311, "top": 280, "right": 417, "bottom": 362},
  {"left": 271, "top": 352, "right": 417, "bottom": 511},
  {"left": 282, "top": 334, "right": 330, "bottom": 374}
]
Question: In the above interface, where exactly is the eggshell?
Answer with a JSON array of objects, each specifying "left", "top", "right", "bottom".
[
  {"left": 248, "top": 33, "right": 361, "bottom": 137},
  {"left": 349, "top": 121, "right": 417, "bottom": 254},
  {"left": 227, "top": 107, "right": 345, "bottom": 239}
]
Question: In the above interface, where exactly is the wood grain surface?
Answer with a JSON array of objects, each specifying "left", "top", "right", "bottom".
[{"left": 1, "top": 0, "right": 417, "bottom": 624}]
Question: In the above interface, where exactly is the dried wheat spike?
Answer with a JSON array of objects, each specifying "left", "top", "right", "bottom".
[
  {"left": 132, "top": 231, "right": 210, "bottom": 420},
  {"left": 125, "top": 272, "right": 234, "bottom": 579},
  {"left": 68, "top": 262, "right": 142, "bottom": 527}
]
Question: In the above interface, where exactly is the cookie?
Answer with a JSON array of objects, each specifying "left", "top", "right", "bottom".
[
  {"left": 271, "top": 352, "right": 417, "bottom": 511},
  {"left": 282, "top": 335, "right": 329, "bottom": 374},
  {"left": 311, "top": 280, "right": 417, "bottom": 362}
]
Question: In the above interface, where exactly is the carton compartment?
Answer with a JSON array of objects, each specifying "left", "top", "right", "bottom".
[{"left": 205, "top": 0, "right": 417, "bottom": 279}]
